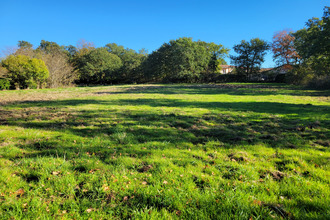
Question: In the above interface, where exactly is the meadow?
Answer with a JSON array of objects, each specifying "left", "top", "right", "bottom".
[{"left": 0, "top": 83, "right": 329, "bottom": 219}]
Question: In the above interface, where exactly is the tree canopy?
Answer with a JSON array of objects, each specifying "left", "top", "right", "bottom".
[
  {"left": 272, "top": 30, "right": 300, "bottom": 67},
  {"left": 230, "top": 38, "right": 270, "bottom": 77},
  {"left": 293, "top": 6, "right": 330, "bottom": 75},
  {"left": 145, "top": 37, "right": 228, "bottom": 83},
  {"left": 75, "top": 48, "right": 122, "bottom": 84}
]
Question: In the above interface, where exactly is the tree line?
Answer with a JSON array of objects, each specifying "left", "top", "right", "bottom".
[{"left": 0, "top": 6, "right": 328, "bottom": 90}]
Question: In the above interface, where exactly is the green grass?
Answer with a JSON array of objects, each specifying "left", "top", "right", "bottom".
[{"left": 0, "top": 83, "right": 329, "bottom": 219}]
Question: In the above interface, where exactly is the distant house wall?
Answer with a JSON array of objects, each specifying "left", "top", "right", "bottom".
[{"left": 220, "top": 65, "right": 235, "bottom": 74}]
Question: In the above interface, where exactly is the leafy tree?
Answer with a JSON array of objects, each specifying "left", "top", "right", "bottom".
[
  {"left": 63, "top": 45, "right": 78, "bottom": 60},
  {"left": 37, "top": 40, "right": 62, "bottom": 54},
  {"left": 230, "top": 38, "right": 270, "bottom": 78},
  {"left": 71, "top": 40, "right": 96, "bottom": 80},
  {"left": 272, "top": 30, "right": 300, "bottom": 67},
  {"left": 18, "top": 41, "right": 33, "bottom": 50},
  {"left": 145, "top": 37, "right": 228, "bottom": 82},
  {"left": 105, "top": 43, "right": 126, "bottom": 57},
  {"left": 1, "top": 55, "right": 49, "bottom": 89},
  {"left": 76, "top": 48, "right": 122, "bottom": 84},
  {"left": 0, "top": 66, "right": 8, "bottom": 78},
  {"left": 105, "top": 43, "right": 148, "bottom": 83},
  {"left": 293, "top": 6, "right": 330, "bottom": 75}
]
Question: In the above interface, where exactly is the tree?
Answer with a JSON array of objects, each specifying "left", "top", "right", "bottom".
[
  {"left": 40, "top": 51, "right": 77, "bottom": 88},
  {"left": 18, "top": 41, "right": 33, "bottom": 50},
  {"left": 105, "top": 43, "right": 148, "bottom": 83},
  {"left": 76, "top": 48, "right": 122, "bottom": 84},
  {"left": 272, "top": 30, "right": 300, "bottom": 67},
  {"left": 35, "top": 41, "right": 76, "bottom": 88},
  {"left": 0, "top": 66, "right": 8, "bottom": 78},
  {"left": 76, "top": 39, "right": 95, "bottom": 56},
  {"left": 15, "top": 41, "right": 34, "bottom": 57},
  {"left": 13, "top": 40, "right": 77, "bottom": 88},
  {"left": 37, "top": 40, "right": 62, "bottom": 54},
  {"left": 230, "top": 38, "right": 270, "bottom": 78},
  {"left": 1, "top": 55, "right": 49, "bottom": 89},
  {"left": 144, "top": 37, "right": 228, "bottom": 83},
  {"left": 63, "top": 45, "right": 78, "bottom": 60},
  {"left": 293, "top": 6, "right": 330, "bottom": 75}
]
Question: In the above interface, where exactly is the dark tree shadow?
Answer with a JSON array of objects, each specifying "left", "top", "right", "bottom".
[
  {"left": 93, "top": 84, "right": 330, "bottom": 97},
  {"left": 1, "top": 95, "right": 329, "bottom": 164}
]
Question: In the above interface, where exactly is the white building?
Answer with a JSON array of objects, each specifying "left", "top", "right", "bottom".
[{"left": 220, "top": 65, "right": 235, "bottom": 74}]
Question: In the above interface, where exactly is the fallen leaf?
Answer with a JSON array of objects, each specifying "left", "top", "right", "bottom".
[
  {"left": 16, "top": 188, "right": 25, "bottom": 197},
  {"left": 163, "top": 180, "right": 168, "bottom": 184},
  {"left": 52, "top": 171, "right": 60, "bottom": 175},
  {"left": 253, "top": 200, "right": 262, "bottom": 206},
  {"left": 86, "top": 208, "right": 93, "bottom": 213},
  {"left": 103, "top": 185, "right": 110, "bottom": 191}
]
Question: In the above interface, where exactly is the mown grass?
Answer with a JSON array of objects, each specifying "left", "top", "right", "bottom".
[{"left": 0, "top": 83, "right": 329, "bottom": 219}]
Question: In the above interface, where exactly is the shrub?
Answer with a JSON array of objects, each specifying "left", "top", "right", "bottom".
[
  {"left": 274, "top": 74, "right": 286, "bottom": 83},
  {"left": 307, "top": 75, "right": 330, "bottom": 89},
  {"left": 286, "top": 65, "right": 314, "bottom": 85},
  {"left": 215, "top": 74, "right": 246, "bottom": 82},
  {"left": 0, "top": 78, "right": 10, "bottom": 90},
  {"left": 1, "top": 55, "right": 49, "bottom": 89}
]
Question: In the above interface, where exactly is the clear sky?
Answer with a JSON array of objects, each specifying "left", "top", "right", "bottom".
[{"left": 1, "top": 0, "right": 329, "bottom": 67}]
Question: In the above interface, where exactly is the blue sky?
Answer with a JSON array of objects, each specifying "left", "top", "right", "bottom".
[{"left": 1, "top": 0, "right": 328, "bottom": 67}]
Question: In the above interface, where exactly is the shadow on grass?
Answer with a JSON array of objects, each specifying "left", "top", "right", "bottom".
[
  {"left": 0, "top": 85, "right": 329, "bottom": 220},
  {"left": 10, "top": 98, "right": 330, "bottom": 117},
  {"left": 94, "top": 84, "right": 330, "bottom": 97},
  {"left": 1, "top": 96, "right": 329, "bottom": 163}
]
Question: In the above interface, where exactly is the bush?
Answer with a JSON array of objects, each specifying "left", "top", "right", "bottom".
[
  {"left": 307, "top": 75, "right": 330, "bottom": 89},
  {"left": 286, "top": 66, "right": 314, "bottom": 85},
  {"left": 1, "top": 55, "right": 49, "bottom": 89},
  {"left": 0, "top": 78, "right": 10, "bottom": 90},
  {"left": 286, "top": 65, "right": 330, "bottom": 89},
  {"left": 215, "top": 74, "right": 246, "bottom": 82},
  {"left": 274, "top": 74, "right": 286, "bottom": 83}
]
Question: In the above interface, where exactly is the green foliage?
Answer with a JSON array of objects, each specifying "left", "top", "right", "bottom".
[
  {"left": 76, "top": 48, "right": 122, "bottom": 84},
  {"left": 0, "top": 78, "right": 10, "bottom": 90},
  {"left": 1, "top": 55, "right": 49, "bottom": 89},
  {"left": 63, "top": 45, "right": 78, "bottom": 60},
  {"left": 286, "top": 65, "right": 314, "bottom": 85},
  {"left": 293, "top": 6, "right": 330, "bottom": 75},
  {"left": 230, "top": 38, "right": 270, "bottom": 78},
  {"left": 18, "top": 41, "right": 33, "bottom": 50},
  {"left": 145, "top": 37, "right": 229, "bottom": 83},
  {"left": 37, "top": 40, "right": 63, "bottom": 54},
  {"left": 105, "top": 43, "right": 148, "bottom": 83}
]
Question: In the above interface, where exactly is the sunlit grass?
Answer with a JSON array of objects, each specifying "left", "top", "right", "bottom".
[{"left": 0, "top": 84, "right": 329, "bottom": 219}]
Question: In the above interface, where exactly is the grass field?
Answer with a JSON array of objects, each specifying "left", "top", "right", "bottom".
[{"left": 0, "top": 83, "right": 329, "bottom": 219}]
